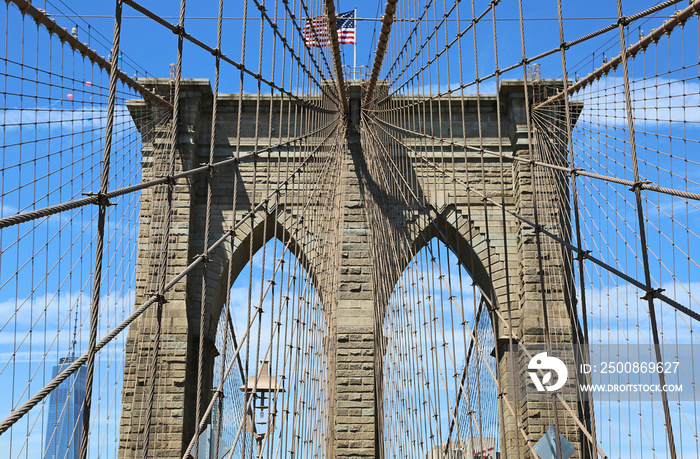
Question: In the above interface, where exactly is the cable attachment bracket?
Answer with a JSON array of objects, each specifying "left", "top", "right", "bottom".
[
  {"left": 83, "top": 191, "right": 115, "bottom": 207},
  {"left": 630, "top": 180, "right": 652, "bottom": 192},
  {"left": 641, "top": 287, "right": 665, "bottom": 301},
  {"left": 569, "top": 167, "right": 582, "bottom": 177},
  {"left": 149, "top": 292, "right": 168, "bottom": 305}
]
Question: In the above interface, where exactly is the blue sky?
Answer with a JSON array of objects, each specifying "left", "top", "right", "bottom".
[{"left": 26, "top": 0, "right": 687, "bottom": 92}]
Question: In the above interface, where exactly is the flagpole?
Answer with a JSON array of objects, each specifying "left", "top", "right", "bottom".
[{"left": 353, "top": 8, "right": 357, "bottom": 78}]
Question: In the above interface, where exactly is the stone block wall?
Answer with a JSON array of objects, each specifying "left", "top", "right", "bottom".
[{"left": 119, "top": 79, "right": 584, "bottom": 459}]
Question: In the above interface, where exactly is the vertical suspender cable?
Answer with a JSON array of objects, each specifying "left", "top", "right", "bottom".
[
  {"left": 79, "top": 2, "right": 123, "bottom": 459},
  {"left": 614, "top": 1, "right": 678, "bottom": 457}
]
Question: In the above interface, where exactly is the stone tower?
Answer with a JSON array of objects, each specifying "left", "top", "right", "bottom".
[{"left": 119, "top": 79, "right": 585, "bottom": 458}]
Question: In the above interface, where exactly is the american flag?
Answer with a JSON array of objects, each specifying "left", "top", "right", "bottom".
[
  {"left": 336, "top": 10, "right": 356, "bottom": 45},
  {"left": 304, "top": 10, "right": 356, "bottom": 47}
]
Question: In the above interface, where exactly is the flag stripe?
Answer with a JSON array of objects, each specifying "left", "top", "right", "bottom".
[{"left": 304, "top": 10, "right": 356, "bottom": 47}]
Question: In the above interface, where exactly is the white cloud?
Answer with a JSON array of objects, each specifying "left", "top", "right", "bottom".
[
  {"left": 0, "top": 288, "right": 134, "bottom": 368},
  {"left": 1, "top": 104, "right": 135, "bottom": 133},
  {"left": 573, "top": 76, "right": 700, "bottom": 127},
  {"left": 0, "top": 285, "right": 129, "bottom": 459},
  {"left": 584, "top": 280, "right": 700, "bottom": 345}
]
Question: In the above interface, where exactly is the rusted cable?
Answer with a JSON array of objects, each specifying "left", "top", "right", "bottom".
[
  {"left": 536, "top": 0, "right": 700, "bottom": 108},
  {"left": 363, "top": 0, "right": 398, "bottom": 107},
  {"left": 324, "top": 0, "right": 348, "bottom": 114}
]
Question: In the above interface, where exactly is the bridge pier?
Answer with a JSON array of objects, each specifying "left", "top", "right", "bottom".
[
  {"left": 120, "top": 79, "right": 586, "bottom": 459},
  {"left": 119, "top": 82, "right": 212, "bottom": 459},
  {"left": 503, "top": 85, "right": 583, "bottom": 458},
  {"left": 332, "top": 82, "right": 380, "bottom": 458}
]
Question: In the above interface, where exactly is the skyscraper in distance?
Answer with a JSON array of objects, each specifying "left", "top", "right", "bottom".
[{"left": 43, "top": 356, "right": 86, "bottom": 459}]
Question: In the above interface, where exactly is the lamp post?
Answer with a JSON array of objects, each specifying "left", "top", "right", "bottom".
[{"left": 239, "top": 360, "right": 284, "bottom": 457}]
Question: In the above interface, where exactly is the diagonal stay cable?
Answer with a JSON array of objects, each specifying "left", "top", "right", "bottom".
[
  {"left": 182, "top": 128, "right": 345, "bottom": 459},
  {"left": 324, "top": 0, "right": 348, "bottom": 114},
  {"left": 296, "top": 0, "right": 342, "bottom": 84},
  {"left": 365, "top": 118, "right": 606, "bottom": 455},
  {"left": 371, "top": 115, "right": 700, "bottom": 201},
  {"left": 0, "top": 117, "right": 340, "bottom": 230},
  {"left": 382, "top": 0, "right": 493, "bottom": 102},
  {"left": 0, "top": 120, "right": 341, "bottom": 436},
  {"left": 535, "top": 0, "right": 700, "bottom": 109},
  {"left": 6, "top": 0, "right": 172, "bottom": 108},
  {"left": 381, "top": 0, "right": 434, "bottom": 84},
  {"left": 361, "top": 116, "right": 543, "bottom": 458},
  {"left": 121, "top": 0, "right": 336, "bottom": 112},
  {"left": 363, "top": 0, "right": 398, "bottom": 107},
  {"left": 366, "top": 114, "right": 700, "bottom": 323},
  {"left": 371, "top": 0, "right": 687, "bottom": 109},
  {"left": 251, "top": 0, "right": 340, "bottom": 106}
]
